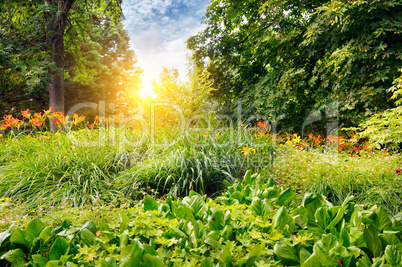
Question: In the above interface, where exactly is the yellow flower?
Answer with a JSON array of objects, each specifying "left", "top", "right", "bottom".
[
  {"left": 285, "top": 140, "right": 293, "bottom": 146},
  {"left": 292, "top": 135, "right": 301, "bottom": 144},
  {"left": 0, "top": 134, "right": 3, "bottom": 139},
  {"left": 240, "top": 146, "right": 256, "bottom": 156}
]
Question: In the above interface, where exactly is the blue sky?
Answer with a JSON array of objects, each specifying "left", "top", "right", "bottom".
[{"left": 122, "top": 0, "right": 209, "bottom": 86}]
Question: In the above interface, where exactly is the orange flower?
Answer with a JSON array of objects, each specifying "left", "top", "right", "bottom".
[
  {"left": 88, "top": 123, "right": 94, "bottom": 129},
  {"left": 0, "top": 124, "right": 9, "bottom": 130},
  {"left": 21, "top": 109, "right": 31, "bottom": 119},
  {"left": 31, "top": 118, "right": 43, "bottom": 127},
  {"left": 3, "top": 115, "right": 20, "bottom": 127},
  {"left": 44, "top": 107, "right": 54, "bottom": 116}
]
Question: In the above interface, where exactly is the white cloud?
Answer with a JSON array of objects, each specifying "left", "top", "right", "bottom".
[{"left": 122, "top": 0, "right": 209, "bottom": 85}]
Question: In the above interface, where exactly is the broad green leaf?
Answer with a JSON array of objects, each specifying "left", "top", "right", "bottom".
[
  {"left": 99, "top": 257, "right": 117, "bottom": 267},
  {"left": 44, "top": 260, "right": 62, "bottom": 267},
  {"left": 299, "top": 248, "right": 311, "bottom": 265},
  {"left": 276, "top": 188, "right": 295, "bottom": 206},
  {"left": 49, "top": 237, "right": 69, "bottom": 261},
  {"left": 363, "top": 224, "right": 383, "bottom": 258},
  {"left": 119, "top": 213, "right": 129, "bottom": 232},
  {"left": 175, "top": 205, "right": 195, "bottom": 221},
  {"left": 372, "top": 207, "right": 392, "bottom": 231},
  {"left": 0, "top": 230, "right": 11, "bottom": 248},
  {"left": 208, "top": 209, "right": 225, "bottom": 231},
  {"left": 10, "top": 229, "right": 29, "bottom": 249},
  {"left": 250, "top": 198, "right": 271, "bottom": 220},
  {"left": 272, "top": 207, "right": 295, "bottom": 234},
  {"left": 80, "top": 221, "right": 97, "bottom": 235},
  {"left": 120, "top": 244, "right": 144, "bottom": 267},
  {"left": 140, "top": 254, "right": 164, "bottom": 267},
  {"left": 32, "top": 254, "right": 48, "bottom": 267},
  {"left": 120, "top": 230, "right": 129, "bottom": 249},
  {"left": 274, "top": 242, "right": 299, "bottom": 266},
  {"left": 204, "top": 236, "right": 222, "bottom": 249},
  {"left": 384, "top": 245, "right": 402, "bottom": 265},
  {"left": 39, "top": 227, "right": 53, "bottom": 244},
  {"left": 2, "top": 248, "right": 26, "bottom": 266},
  {"left": 242, "top": 170, "right": 252, "bottom": 185},
  {"left": 339, "top": 228, "right": 350, "bottom": 247},
  {"left": 380, "top": 234, "right": 402, "bottom": 251},
  {"left": 80, "top": 228, "right": 96, "bottom": 246},
  {"left": 201, "top": 258, "right": 214, "bottom": 267},
  {"left": 25, "top": 218, "right": 46, "bottom": 243},
  {"left": 144, "top": 195, "right": 159, "bottom": 211}
]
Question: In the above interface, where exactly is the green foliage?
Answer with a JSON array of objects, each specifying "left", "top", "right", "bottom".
[
  {"left": 147, "top": 67, "right": 215, "bottom": 126},
  {"left": 1, "top": 172, "right": 401, "bottom": 266},
  {"left": 272, "top": 146, "right": 402, "bottom": 214},
  {"left": 188, "top": 0, "right": 402, "bottom": 131},
  {"left": 0, "top": 0, "right": 140, "bottom": 115},
  {"left": 358, "top": 72, "right": 402, "bottom": 150}
]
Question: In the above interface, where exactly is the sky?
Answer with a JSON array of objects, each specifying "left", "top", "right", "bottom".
[{"left": 122, "top": 0, "right": 210, "bottom": 88}]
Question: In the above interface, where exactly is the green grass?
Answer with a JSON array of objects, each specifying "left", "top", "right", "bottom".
[
  {"left": 271, "top": 146, "right": 402, "bottom": 214},
  {"left": 0, "top": 126, "right": 275, "bottom": 206}
]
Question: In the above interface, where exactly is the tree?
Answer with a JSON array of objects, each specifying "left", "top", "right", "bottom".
[
  {"left": 188, "top": 0, "right": 402, "bottom": 132},
  {"left": 139, "top": 67, "right": 214, "bottom": 127},
  {"left": 0, "top": 0, "right": 129, "bottom": 115}
]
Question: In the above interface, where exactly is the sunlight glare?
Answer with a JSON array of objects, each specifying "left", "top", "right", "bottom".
[{"left": 138, "top": 83, "right": 156, "bottom": 98}]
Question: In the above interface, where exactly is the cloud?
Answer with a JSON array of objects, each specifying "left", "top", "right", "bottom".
[{"left": 122, "top": 0, "right": 209, "bottom": 84}]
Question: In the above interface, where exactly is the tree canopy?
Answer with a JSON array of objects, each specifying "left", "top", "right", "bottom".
[
  {"left": 188, "top": 0, "right": 402, "bottom": 132},
  {"left": 0, "top": 0, "right": 141, "bottom": 115}
]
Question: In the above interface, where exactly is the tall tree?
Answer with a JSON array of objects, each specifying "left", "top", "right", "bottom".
[
  {"left": 188, "top": 0, "right": 402, "bottom": 132},
  {"left": 0, "top": 0, "right": 127, "bottom": 114}
]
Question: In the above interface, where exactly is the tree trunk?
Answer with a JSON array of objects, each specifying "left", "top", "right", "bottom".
[{"left": 47, "top": 0, "right": 75, "bottom": 113}]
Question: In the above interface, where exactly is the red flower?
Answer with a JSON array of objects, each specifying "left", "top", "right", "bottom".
[
  {"left": 88, "top": 123, "right": 94, "bottom": 129},
  {"left": 396, "top": 168, "right": 401, "bottom": 175},
  {"left": 0, "top": 124, "right": 9, "bottom": 130},
  {"left": 21, "top": 109, "right": 31, "bottom": 119}
]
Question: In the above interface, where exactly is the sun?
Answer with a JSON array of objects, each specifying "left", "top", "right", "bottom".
[{"left": 137, "top": 83, "right": 156, "bottom": 98}]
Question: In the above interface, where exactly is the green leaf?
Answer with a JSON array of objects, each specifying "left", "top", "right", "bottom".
[
  {"left": 32, "top": 254, "right": 48, "bottom": 267},
  {"left": 80, "top": 228, "right": 96, "bottom": 246},
  {"left": 1, "top": 248, "right": 26, "bottom": 266},
  {"left": 274, "top": 242, "right": 299, "bottom": 266},
  {"left": 242, "top": 170, "right": 252, "bottom": 185},
  {"left": 208, "top": 209, "right": 225, "bottom": 231},
  {"left": 372, "top": 207, "right": 392, "bottom": 231},
  {"left": 140, "top": 254, "right": 165, "bottom": 267},
  {"left": 201, "top": 258, "right": 214, "bottom": 267},
  {"left": 120, "top": 244, "right": 144, "bottom": 267},
  {"left": 144, "top": 195, "right": 159, "bottom": 211},
  {"left": 99, "top": 257, "right": 117, "bottom": 267},
  {"left": 25, "top": 218, "right": 46, "bottom": 243},
  {"left": 363, "top": 224, "right": 383, "bottom": 258},
  {"left": 272, "top": 207, "right": 295, "bottom": 234},
  {"left": 384, "top": 245, "right": 402, "bottom": 266},
  {"left": 80, "top": 221, "right": 97, "bottom": 235},
  {"left": 10, "top": 229, "right": 29, "bottom": 249},
  {"left": 44, "top": 260, "right": 63, "bottom": 267},
  {"left": 250, "top": 198, "right": 271, "bottom": 220},
  {"left": 49, "top": 237, "right": 69, "bottom": 261},
  {"left": 0, "top": 230, "right": 11, "bottom": 248},
  {"left": 39, "top": 227, "right": 53, "bottom": 244},
  {"left": 276, "top": 188, "right": 295, "bottom": 206}
]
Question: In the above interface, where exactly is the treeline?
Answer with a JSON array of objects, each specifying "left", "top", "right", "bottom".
[{"left": 188, "top": 0, "right": 402, "bottom": 133}]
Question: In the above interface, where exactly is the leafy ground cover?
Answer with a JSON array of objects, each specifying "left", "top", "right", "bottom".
[
  {"left": 1, "top": 172, "right": 401, "bottom": 266},
  {"left": 271, "top": 146, "right": 402, "bottom": 215}
]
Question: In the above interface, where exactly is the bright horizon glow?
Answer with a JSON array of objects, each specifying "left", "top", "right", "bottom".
[{"left": 137, "top": 83, "right": 157, "bottom": 98}]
